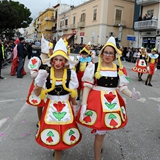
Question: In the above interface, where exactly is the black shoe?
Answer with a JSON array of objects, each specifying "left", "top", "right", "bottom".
[
  {"left": 17, "top": 76, "right": 23, "bottom": 78},
  {"left": 148, "top": 83, "right": 152, "bottom": 86},
  {"left": 0, "top": 76, "right": 4, "bottom": 79},
  {"left": 145, "top": 81, "right": 148, "bottom": 85}
]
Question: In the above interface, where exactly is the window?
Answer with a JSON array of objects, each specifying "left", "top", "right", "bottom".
[
  {"left": 65, "top": 19, "right": 68, "bottom": 26},
  {"left": 115, "top": 9, "right": 122, "bottom": 21},
  {"left": 80, "top": 13, "right": 86, "bottom": 22},
  {"left": 55, "top": 10, "right": 58, "bottom": 19},
  {"left": 93, "top": 8, "right": 97, "bottom": 21},
  {"left": 60, "top": 20, "right": 63, "bottom": 27},
  {"left": 147, "top": 10, "right": 154, "bottom": 17},
  {"left": 73, "top": 16, "right": 76, "bottom": 24}
]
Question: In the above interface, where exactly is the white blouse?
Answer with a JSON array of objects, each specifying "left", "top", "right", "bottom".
[{"left": 82, "top": 62, "right": 130, "bottom": 91}]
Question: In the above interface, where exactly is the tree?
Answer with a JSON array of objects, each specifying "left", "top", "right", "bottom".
[{"left": 0, "top": 0, "right": 32, "bottom": 39}]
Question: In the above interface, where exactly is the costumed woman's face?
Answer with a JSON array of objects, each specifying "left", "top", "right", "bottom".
[
  {"left": 102, "top": 46, "right": 115, "bottom": 64},
  {"left": 52, "top": 55, "right": 66, "bottom": 69}
]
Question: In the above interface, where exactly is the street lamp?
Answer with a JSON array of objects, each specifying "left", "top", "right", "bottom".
[{"left": 118, "top": 23, "right": 123, "bottom": 47}]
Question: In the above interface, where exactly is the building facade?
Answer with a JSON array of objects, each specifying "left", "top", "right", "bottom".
[
  {"left": 34, "top": 8, "right": 55, "bottom": 40},
  {"left": 54, "top": 0, "right": 135, "bottom": 47},
  {"left": 134, "top": 0, "right": 160, "bottom": 51}
]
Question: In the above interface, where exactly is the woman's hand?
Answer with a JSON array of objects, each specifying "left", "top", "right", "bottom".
[
  {"left": 35, "top": 70, "right": 48, "bottom": 87},
  {"left": 131, "top": 88, "right": 141, "bottom": 100},
  {"left": 80, "top": 104, "right": 87, "bottom": 120}
]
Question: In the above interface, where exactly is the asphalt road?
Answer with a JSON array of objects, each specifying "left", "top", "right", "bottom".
[{"left": 0, "top": 55, "right": 160, "bottom": 160}]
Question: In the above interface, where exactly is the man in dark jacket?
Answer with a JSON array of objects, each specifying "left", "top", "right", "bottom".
[
  {"left": 17, "top": 37, "right": 25, "bottom": 78},
  {"left": 0, "top": 38, "right": 5, "bottom": 79}
]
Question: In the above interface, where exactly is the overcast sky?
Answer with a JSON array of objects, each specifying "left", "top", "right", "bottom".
[{"left": 12, "top": 0, "right": 89, "bottom": 19}]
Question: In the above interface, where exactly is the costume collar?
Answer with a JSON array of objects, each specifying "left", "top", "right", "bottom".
[
  {"left": 148, "top": 53, "right": 159, "bottom": 59},
  {"left": 79, "top": 56, "right": 91, "bottom": 63}
]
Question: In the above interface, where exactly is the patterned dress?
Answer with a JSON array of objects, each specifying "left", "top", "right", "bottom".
[
  {"left": 132, "top": 53, "right": 148, "bottom": 74},
  {"left": 76, "top": 62, "right": 130, "bottom": 132},
  {"left": 35, "top": 69, "right": 82, "bottom": 150}
]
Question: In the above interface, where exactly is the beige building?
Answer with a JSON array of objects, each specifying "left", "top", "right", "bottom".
[
  {"left": 134, "top": 0, "right": 160, "bottom": 51},
  {"left": 54, "top": 0, "right": 135, "bottom": 47}
]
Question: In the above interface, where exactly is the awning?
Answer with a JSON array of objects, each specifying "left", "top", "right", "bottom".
[{"left": 62, "top": 34, "right": 74, "bottom": 40}]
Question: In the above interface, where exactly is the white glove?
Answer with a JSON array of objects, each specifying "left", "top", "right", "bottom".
[
  {"left": 131, "top": 88, "right": 141, "bottom": 100},
  {"left": 80, "top": 104, "right": 87, "bottom": 120},
  {"left": 72, "top": 105, "right": 77, "bottom": 117},
  {"left": 30, "top": 70, "right": 38, "bottom": 78},
  {"left": 35, "top": 70, "right": 48, "bottom": 87}
]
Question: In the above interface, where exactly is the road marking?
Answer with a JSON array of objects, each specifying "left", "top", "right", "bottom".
[
  {"left": 0, "top": 98, "right": 26, "bottom": 103},
  {"left": 149, "top": 97, "right": 160, "bottom": 102},
  {"left": 0, "top": 103, "right": 29, "bottom": 142},
  {"left": 0, "top": 118, "right": 8, "bottom": 128},
  {"left": 137, "top": 98, "right": 146, "bottom": 103}
]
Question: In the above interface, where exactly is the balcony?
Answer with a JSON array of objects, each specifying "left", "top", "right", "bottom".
[
  {"left": 37, "top": 21, "right": 41, "bottom": 25},
  {"left": 44, "top": 17, "right": 54, "bottom": 21},
  {"left": 51, "top": 16, "right": 57, "bottom": 22},
  {"left": 134, "top": 19, "right": 158, "bottom": 30},
  {"left": 113, "top": 20, "right": 126, "bottom": 27},
  {"left": 70, "top": 24, "right": 76, "bottom": 29},
  {"left": 56, "top": 27, "right": 62, "bottom": 32},
  {"left": 62, "top": 25, "right": 68, "bottom": 30},
  {"left": 136, "top": 0, "right": 160, "bottom": 6},
  {"left": 77, "top": 21, "right": 85, "bottom": 28},
  {"left": 44, "top": 27, "right": 52, "bottom": 31}
]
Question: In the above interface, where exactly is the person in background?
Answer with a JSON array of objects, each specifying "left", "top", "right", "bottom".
[
  {"left": 17, "top": 37, "right": 26, "bottom": 78},
  {"left": 132, "top": 47, "right": 148, "bottom": 81},
  {"left": 31, "top": 41, "right": 41, "bottom": 58},
  {"left": 27, "top": 42, "right": 32, "bottom": 59},
  {"left": 76, "top": 36, "right": 141, "bottom": 160},
  {"left": 145, "top": 48, "right": 159, "bottom": 86},
  {"left": 76, "top": 42, "right": 92, "bottom": 100},
  {"left": 0, "top": 38, "right": 5, "bottom": 79},
  {"left": 10, "top": 38, "right": 26, "bottom": 76}
]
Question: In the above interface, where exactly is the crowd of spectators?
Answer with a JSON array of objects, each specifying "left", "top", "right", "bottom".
[{"left": 138, "top": 14, "right": 157, "bottom": 21}]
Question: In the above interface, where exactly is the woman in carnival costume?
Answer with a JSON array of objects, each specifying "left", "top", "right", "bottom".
[
  {"left": 145, "top": 48, "right": 159, "bottom": 86},
  {"left": 132, "top": 47, "right": 148, "bottom": 81},
  {"left": 76, "top": 36, "right": 141, "bottom": 160},
  {"left": 32, "top": 38, "right": 82, "bottom": 160},
  {"left": 26, "top": 35, "right": 53, "bottom": 122},
  {"left": 76, "top": 42, "right": 92, "bottom": 100}
]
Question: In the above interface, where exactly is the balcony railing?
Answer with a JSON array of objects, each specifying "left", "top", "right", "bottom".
[
  {"left": 56, "top": 27, "right": 62, "bottom": 31},
  {"left": 113, "top": 20, "right": 126, "bottom": 27},
  {"left": 44, "top": 27, "right": 52, "bottom": 31},
  {"left": 44, "top": 17, "right": 54, "bottom": 21},
  {"left": 70, "top": 24, "right": 76, "bottom": 29},
  {"left": 62, "top": 25, "right": 68, "bottom": 30},
  {"left": 37, "top": 21, "right": 41, "bottom": 25},
  {"left": 51, "top": 16, "right": 57, "bottom": 22},
  {"left": 77, "top": 21, "right": 85, "bottom": 28},
  {"left": 136, "top": 0, "right": 160, "bottom": 6},
  {"left": 134, "top": 19, "right": 158, "bottom": 30}
]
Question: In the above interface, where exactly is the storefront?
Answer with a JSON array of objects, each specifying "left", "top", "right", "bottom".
[{"left": 142, "top": 37, "right": 156, "bottom": 50}]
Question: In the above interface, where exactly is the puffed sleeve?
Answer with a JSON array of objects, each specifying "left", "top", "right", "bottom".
[
  {"left": 28, "top": 57, "right": 41, "bottom": 78},
  {"left": 82, "top": 62, "right": 95, "bottom": 88},
  {"left": 117, "top": 67, "right": 130, "bottom": 91},
  {"left": 69, "top": 69, "right": 79, "bottom": 89}
]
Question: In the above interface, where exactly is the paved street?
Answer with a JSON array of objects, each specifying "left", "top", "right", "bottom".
[{"left": 0, "top": 56, "right": 160, "bottom": 160}]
